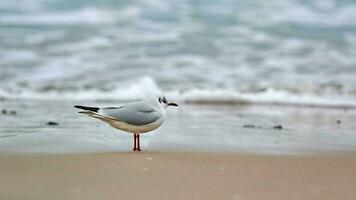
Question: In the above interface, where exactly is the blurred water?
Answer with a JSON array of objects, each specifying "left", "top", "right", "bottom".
[
  {"left": 1, "top": 0, "right": 356, "bottom": 106},
  {"left": 1, "top": 100, "right": 356, "bottom": 154}
]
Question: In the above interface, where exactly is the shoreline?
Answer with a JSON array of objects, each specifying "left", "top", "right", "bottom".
[
  {"left": 2, "top": 96, "right": 356, "bottom": 110},
  {"left": 1, "top": 99, "right": 356, "bottom": 155}
]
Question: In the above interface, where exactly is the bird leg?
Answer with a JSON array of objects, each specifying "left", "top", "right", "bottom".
[
  {"left": 133, "top": 134, "right": 137, "bottom": 151},
  {"left": 137, "top": 133, "right": 141, "bottom": 151}
]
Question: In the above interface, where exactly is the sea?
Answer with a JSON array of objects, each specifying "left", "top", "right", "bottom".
[
  {"left": 1, "top": 0, "right": 356, "bottom": 107},
  {"left": 1, "top": 0, "right": 356, "bottom": 154}
]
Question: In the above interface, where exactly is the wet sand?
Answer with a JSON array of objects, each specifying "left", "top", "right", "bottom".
[
  {"left": 1, "top": 152, "right": 356, "bottom": 200},
  {"left": 1, "top": 100, "right": 356, "bottom": 154}
]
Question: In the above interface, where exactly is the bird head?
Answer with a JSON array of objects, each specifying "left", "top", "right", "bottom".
[{"left": 158, "top": 95, "right": 178, "bottom": 108}]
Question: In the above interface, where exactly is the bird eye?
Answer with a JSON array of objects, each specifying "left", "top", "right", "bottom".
[
  {"left": 158, "top": 97, "right": 162, "bottom": 103},
  {"left": 162, "top": 97, "right": 167, "bottom": 103}
]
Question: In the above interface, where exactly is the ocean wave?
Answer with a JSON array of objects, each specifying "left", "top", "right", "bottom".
[
  {"left": 0, "top": 7, "right": 118, "bottom": 25},
  {"left": 168, "top": 88, "right": 356, "bottom": 108},
  {"left": 1, "top": 77, "right": 355, "bottom": 108},
  {"left": 242, "top": 0, "right": 356, "bottom": 27},
  {"left": 47, "top": 37, "right": 112, "bottom": 53},
  {"left": 0, "top": 50, "right": 38, "bottom": 63},
  {"left": 0, "top": 77, "right": 162, "bottom": 101}
]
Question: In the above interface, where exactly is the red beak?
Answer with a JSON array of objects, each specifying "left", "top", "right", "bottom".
[{"left": 168, "top": 102, "right": 178, "bottom": 107}]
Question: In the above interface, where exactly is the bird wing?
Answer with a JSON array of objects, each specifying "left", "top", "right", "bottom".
[{"left": 99, "top": 102, "right": 161, "bottom": 126}]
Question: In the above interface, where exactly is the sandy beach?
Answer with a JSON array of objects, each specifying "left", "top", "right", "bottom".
[
  {"left": 2, "top": 0, "right": 356, "bottom": 199},
  {"left": 1, "top": 152, "right": 356, "bottom": 200},
  {"left": 1, "top": 100, "right": 356, "bottom": 199}
]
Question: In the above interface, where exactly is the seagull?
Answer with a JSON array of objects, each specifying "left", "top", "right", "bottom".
[{"left": 74, "top": 95, "right": 178, "bottom": 151}]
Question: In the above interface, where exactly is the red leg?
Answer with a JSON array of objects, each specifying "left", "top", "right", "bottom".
[
  {"left": 133, "top": 134, "right": 137, "bottom": 151},
  {"left": 137, "top": 133, "right": 141, "bottom": 151}
]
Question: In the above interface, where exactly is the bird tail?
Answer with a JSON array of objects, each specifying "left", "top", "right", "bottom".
[
  {"left": 74, "top": 105, "right": 116, "bottom": 123},
  {"left": 74, "top": 105, "right": 99, "bottom": 112}
]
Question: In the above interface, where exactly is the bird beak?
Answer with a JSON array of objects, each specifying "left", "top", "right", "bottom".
[{"left": 168, "top": 102, "right": 178, "bottom": 107}]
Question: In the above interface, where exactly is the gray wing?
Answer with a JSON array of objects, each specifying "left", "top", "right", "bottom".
[{"left": 99, "top": 102, "right": 160, "bottom": 126}]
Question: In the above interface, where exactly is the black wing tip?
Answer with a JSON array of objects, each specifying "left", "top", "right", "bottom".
[{"left": 74, "top": 105, "right": 99, "bottom": 112}]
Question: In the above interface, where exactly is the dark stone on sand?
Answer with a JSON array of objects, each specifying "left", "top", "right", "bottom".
[
  {"left": 273, "top": 125, "right": 283, "bottom": 130},
  {"left": 47, "top": 121, "right": 59, "bottom": 126},
  {"left": 2, "top": 109, "right": 17, "bottom": 115},
  {"left": 243, "top": 124, "right": 263, "bottom": 129},
  {"left": 337, "top": 120, "right": 341, "bottom": 124},
  {"left": 243, "top": 124, "right": 256, "bottom": 128},
  {"left": 9, "top": 110, "right": 16, "bottom": 115}
]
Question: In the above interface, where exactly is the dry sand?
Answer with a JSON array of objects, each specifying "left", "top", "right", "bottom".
[{"left": 1, "top": 152, "right": 356, "bottom": 200}]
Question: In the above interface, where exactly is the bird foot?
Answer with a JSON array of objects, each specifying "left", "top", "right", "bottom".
[{"left": 133, "top": 148, "right": 141, "bottom": 152}]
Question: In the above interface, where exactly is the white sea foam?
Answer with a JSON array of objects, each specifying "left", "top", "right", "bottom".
[
  {"left": 0, "top": 7, "right": 116, "bottom": 25},
  {"left": 24, "top": 31, "right": 66, "bottom": 45},
  {"left": 167, "top": 88, "right": 356, "bottom": 108},
  {"left": 237, "top": 0, "right": 356, "bottom": 28},
  {"left": 48, "top": 37, "right": 112, "bottom": 53},
  {"left": 1, "top": 50, "right": 37, "bottom": 63},
  {"left": 0, "top": 77, "right": 162, "bottom": 101},
  {"left": 1, "top": 77, "right": 355, "bottom": 108},
  {"left": 0, "top": 0, "right": 44, "bottom": 13}
]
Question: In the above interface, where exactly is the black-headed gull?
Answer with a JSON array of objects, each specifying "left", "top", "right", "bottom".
[{"left": 74, "top": 95, "right": 178, "bottom": 151}]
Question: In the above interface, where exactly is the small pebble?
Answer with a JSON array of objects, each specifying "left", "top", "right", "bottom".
[
  {"left": 243, "top": 124, "right": 256, "bottom": 128},
  {"left": 47, "top": 121, "right": 59, "bottom": 126},
  {"left": 273, "top": 125, "right": 283, "bottom": 130},
  {"left": 9, "top": 110, "right": 16, "bottom": 115},
  {"left": 2, "top": 109, "right": 17, "bottom": 115},
  {"left": 146, "top": 157, "right": 153, "bottom": 160},
  {"left": 336, "top": 120, "right": 341, "bottom": 124}
]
